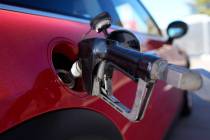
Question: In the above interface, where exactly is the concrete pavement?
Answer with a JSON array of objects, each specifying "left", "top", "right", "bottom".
[{"left": 166, "top": 94, "right": 210, "bottom": 140}]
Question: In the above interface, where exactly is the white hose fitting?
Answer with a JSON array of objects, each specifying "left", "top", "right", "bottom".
[{"left": 71, "top": 61, "right": 82, "bottom": 78}]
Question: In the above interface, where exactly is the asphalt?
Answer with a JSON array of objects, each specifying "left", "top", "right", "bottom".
[{"left": 166, "top": 94, "right": 210, "bottom": 140}]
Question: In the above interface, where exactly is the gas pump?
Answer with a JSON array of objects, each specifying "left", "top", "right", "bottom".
[{"left": 69, "top": 12, "right": 208, "bottom": 121}]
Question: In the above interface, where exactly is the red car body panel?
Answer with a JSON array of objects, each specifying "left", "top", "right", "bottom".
[{"left": 0, "top": 10, "right": 183, "bottom": 140}]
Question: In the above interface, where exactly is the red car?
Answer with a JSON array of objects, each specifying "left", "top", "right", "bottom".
[{"left": 0, "top": 0, "right": 190, "bottom": 140}]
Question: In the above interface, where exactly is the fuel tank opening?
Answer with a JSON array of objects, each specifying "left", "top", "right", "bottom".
[
  {"left": 52, "top": 53, "right": 75, "bottom": 88},
  {"left": 51, "top": 45, "right": 84, "bottom": 92}
]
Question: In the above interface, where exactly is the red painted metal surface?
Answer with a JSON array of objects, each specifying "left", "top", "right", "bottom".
[{"left": 0, "top": 10, "right": 184, "bottom": 140}]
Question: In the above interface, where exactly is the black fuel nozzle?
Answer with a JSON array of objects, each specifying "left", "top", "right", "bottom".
[
  {"left": 78, "top": 38, "right": 202, "bottom": 95},
  {"left": 69, "top": 12, "right": 202, "bottom": 122},
  {"left": 77, "top": 12, "right": 202, "bottom": 95},
  {"left": 78, "top": 38, "right": 163, "bottom": 94}
]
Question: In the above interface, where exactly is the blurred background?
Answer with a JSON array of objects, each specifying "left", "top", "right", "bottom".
[
  {"left": 142, "top": 0, "right": 210, "bottom": 71},
  {"left": 140, "top": 1, "right": 210, "bottom": 139}
]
